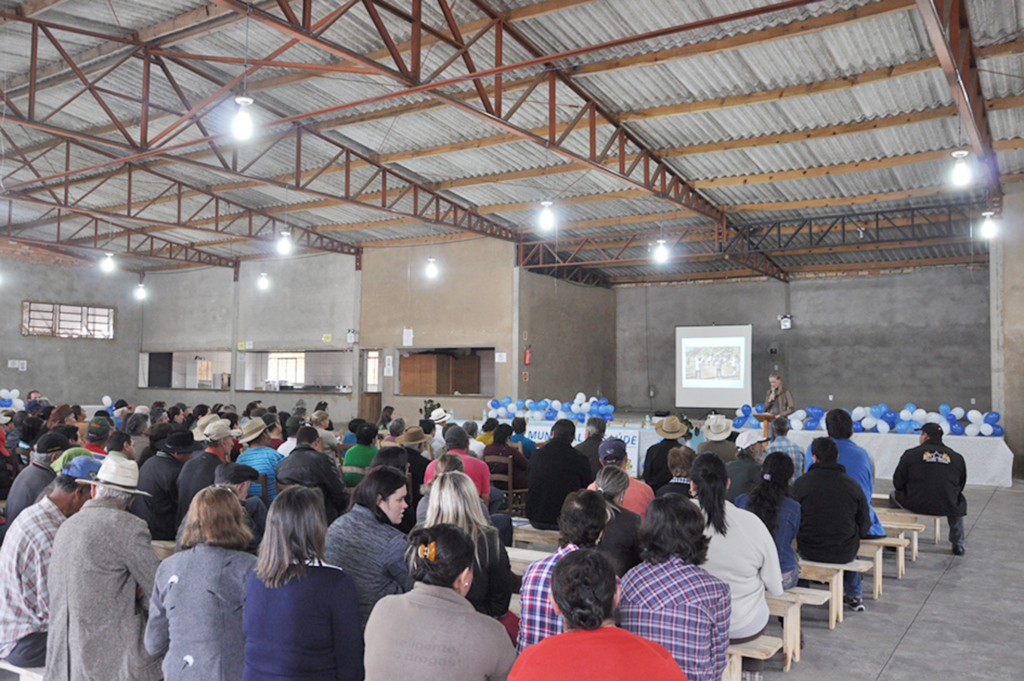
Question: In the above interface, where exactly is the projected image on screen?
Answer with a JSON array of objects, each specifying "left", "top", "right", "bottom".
[{"left": 682, "top": 338, "right": 745, "bottom": 389}]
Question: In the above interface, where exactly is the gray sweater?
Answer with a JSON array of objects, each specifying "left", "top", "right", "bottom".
[
  {"left": 145, "top": 544, "right": 257, "bottom": 681},
  {"left": 325, "top": 504, "right": 409, "bottom": 627}
]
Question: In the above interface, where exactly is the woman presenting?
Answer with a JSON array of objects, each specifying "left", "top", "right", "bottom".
[{"left": 765, "top": 372, "right": 795, "bottom": 417}]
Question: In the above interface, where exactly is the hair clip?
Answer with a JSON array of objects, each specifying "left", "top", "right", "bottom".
[
  {"left": 418, "top": 541, "right": 437, "bottom": 562},
  {"left": 763, "top": 473, "right": 772, "bottom": 481}
]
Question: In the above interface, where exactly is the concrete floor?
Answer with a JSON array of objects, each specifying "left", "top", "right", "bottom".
[{"left": 763, "top": 482, "right": 1024, "bottom": 681}]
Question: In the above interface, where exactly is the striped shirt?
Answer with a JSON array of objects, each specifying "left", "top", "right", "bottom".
[
  {"left": 766, "top": 436, "right": 804, "bottom": 480},
  {"left": 0, "top": 497, "right": 67, "bottom": 657},
  {"left": 236, "top": 445, "right": 285, "bottom": 503},
  {"left": 620, "top": 557, "right": 731, "bottom": 681},
  {"left": 517, "top": 544, "right": 577, "bottom": 653}
]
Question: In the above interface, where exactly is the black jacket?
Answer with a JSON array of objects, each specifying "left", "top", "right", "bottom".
[
  {"left": 893, "top": 439, "right": 967, "bottom": 517},
  {"left": 791, "top": 461, "right": 871, "bottom": 564},
  {"left": 135, "top": 452, "right": 184, "bottom": 540},
  {"left": 401, "top": 446, "right": 431, "bottom": 533},
  {"left": 642, "top": 439, "right": 681, "bottom": 491},
  {"left": 526, "top": 439, "right": 594, "bottom": 526},
  {"left": 597, "top": 506, "right": 642, "bottom": 577},
  {"left": 466, "top": 530, "right": 513, "bottom": 618},
  {"left": 725, "top": 453, "right": 761, "bottom": 503},
  {"left": 176, "top": 450, "right": 223, "bottom": 525},
  {"left": 275, "top": 444, "right": 350, "bottom": 522},
  {"left": 574, "top": 436, "right": 603, "bottom": 478}
]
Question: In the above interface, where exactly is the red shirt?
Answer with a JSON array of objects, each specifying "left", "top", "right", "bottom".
[
  {"left": 424, "top": 450, "right": 491, "bottom": 499},
  {"left": 510, "top": 626, "right": 687, "bottom": 681},
  {"left": 82, "top": 442, "right": 107, "bottom": 457},
  {"left": 587, "top": 476, "right": 655, "bottom": 520}
]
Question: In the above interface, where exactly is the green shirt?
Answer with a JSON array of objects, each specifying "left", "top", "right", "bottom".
[{"left": 343, "top": 444, "right": 377, "bottom": 486}]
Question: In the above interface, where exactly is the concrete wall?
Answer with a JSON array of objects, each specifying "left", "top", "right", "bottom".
[
  {"left": 995, "top": 188, "right": 1024, "bottom": 475},
  {"left": 0, "top": 250, "right": 142, "bottom": 405},
  {"left": 359, "top": 238, "right": 516, "bottom": 421},
  {"left": 140, "top": 253, "right": 361, "bottom": 420},
  {"left": 616, "top": 268, "right": 990, "bottom": 416},
  {"left": 517, "top": 269, "right": 616, "bottom": 402}
]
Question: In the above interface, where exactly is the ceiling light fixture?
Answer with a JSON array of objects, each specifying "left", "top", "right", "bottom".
[
  {"left": 980, "top": 211, "right": 998, "bottom": 239},
  {"left": 134, "top": 283, "right": 147, "bottom": 300},
  {"left": 425, "top": 257, "right": 439, "bottom": 279},
  {"left": 276, "top": 231, "right": 292, "bottom": 256},
  {"left": 653, "top": 239, "right": 669, "bottom": 263},
  {"left": 538, "top": 200, "right": 555, "bottom": 231},
  {"left": 257, "top": 272, "right": 270, "bottom": 290},
  {"left": 100, "top": 253, "right": 115, "bottom": 273},
  {"left": 232, "top": 95, "right": 254, "bottom": 141},
  {"left": 951, "top": 150, "right": 970, "bottom": 186}
]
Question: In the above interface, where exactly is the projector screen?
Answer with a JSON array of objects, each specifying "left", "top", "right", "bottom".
[{"left": 675, "top": 325, "right": 753, "bottom": 409}]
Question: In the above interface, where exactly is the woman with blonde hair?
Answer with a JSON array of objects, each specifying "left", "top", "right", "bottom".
[
  {"left": 145, "top": 486, "right": 256, "bottom": 681},
  {"left": 423, "top": 471, "right": 513, "bottom": 619},
  {"left": 243, "top": 486, "right": 363, "bottom": 680}
]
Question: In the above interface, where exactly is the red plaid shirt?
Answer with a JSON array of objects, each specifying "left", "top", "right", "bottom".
[
  {"left": 0, "top": 496, "right": 67, "bottom": 656},
  {"left": 516, "top": 544, "right": 578, "bottom": 652}
]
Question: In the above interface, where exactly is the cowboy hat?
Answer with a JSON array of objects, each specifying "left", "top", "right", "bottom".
[
  {"left": 162, "top": 430, "right": 204, "bottom": 454},
  {"left": 429, "top": 407, "right": 453, "bottom": 423},
  {"left": 396, "top": 426, "right": 432, "bottom": 446},
  {"left": 655, "top": 415, "right": 688, "bottom": 440},
  {"left": 238, "top": 417, "right": 269, "bottom": 444},
  {"left": 735, "top": 430, "right": 768, "bottom": 451},
  {"left": 191, "top": 413, "right": 221, "bottom": 441},
  {"left": 77, "top": 456, "right": 151, "bottom": 497},
  {"left": 204, "top": 420, "right": 240, "bottom": 442},
  {"left": 704, "top": 414, "right": 732, "bottom": 441}
]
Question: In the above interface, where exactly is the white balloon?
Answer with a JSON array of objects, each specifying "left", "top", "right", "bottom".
[
  {"left": 926, "top": 412, "right": 943, "bottom": 424},
  {"left": 966, "top": 409, "right": 983, "bottom": 425},
  {"left": 952, "top": 407, "right": 965, "bottom": 420},
  {"left": 0, "top": 389, "right": 8, "bottom": 399},
  {"left": 964, "top": 423, "right": 981, "bottom": 437},
  {"left": 899, "top": 409, "right": 913, "bottom": 421},
  {"left": 912, "top": 408, "right": 927, "bottom": 422},
  {"left": 851, "top": 407, "right": 865, "bottom": 421},
  {"left": 818, "top": 420, "right": 827, "bottom": 431},
  {"left": 789, "top": 419, "right": 804, "bottom": 431},
  {"left": 980, "top": 423, "right": 994, "bottom": 436},
  {"left": 736, "top": 408, "right": 745, "bottom": 417},
  {"left": 862, "top": 416, "right": 877, "bottom": 430},
  {"left": 790, "top": 409, "right": 807, "bottom": 422},
  {"left": 496, "top": 407, "right": 508, "bottom": 418},
  {"left": 102, "top": 395, "right": 112, "bottom": 407},
  {"left": 589, "top": 396, "right": 598, "bottom": 403},
  {"left": 515, "top": 410, "right": 527, "bottom": 418},
  {"left": 551, "top": 400, "right": 562, "bottom": 411},
  {"left": 10, "top": 389, "right": 19, "bottom": 399},
  {"left": 575, "top": 392, "right": 586, "bottom": 403},
  {"left": 940, "top": 420, "right": 951, "bottom": 435},
  {"left": 12, "top": 399, "right": 23, "bottom": 411},
  {"left": 876, "top": 420, "right": 891, "bottom": 434},
  {"left": 487, "top": 409, "right": 498, "bottom": 418}
]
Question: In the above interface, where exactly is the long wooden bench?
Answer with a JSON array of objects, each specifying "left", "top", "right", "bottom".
[
  {"left": 881, "top": 519, "right": 926, "bottom": 561},
  {"left": 860, "top": 535, "right": 911, "bottom": 579},
  {"left": 512, "top": 525, "right": 561, "bottom": 550},
  {"left": 507, "top": 546, "right": 552, "bottom": 577},
  {"left": 798, "top": 559, "right": 873, "bottom": 629},
  {"left": 874, "top": 496, "right": 943, "bottom": 545},
  {"left": 722, "top": 635, "right": 784, "bottom": 681},
  {"left": 0, "top": 660, "right": 44, "bottom": 681},
  {"left": 765, "top": 587, "right": 831, "bottom": 670}
]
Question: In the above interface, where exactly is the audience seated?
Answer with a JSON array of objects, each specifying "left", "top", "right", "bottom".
[
  {"left": 518, "top": 490, "right": 607, "bottom": 652},
  {"left": 124, "top": 413, "right": 150, "bottom": 459},
  {"left": 275, "top": 426, "right": 349, "bottom": 523},
  {"left": 396, "top": 426, "right": 431, "bottom": 512},
  {"left": 430, "top": 409, "right": 455, "bottom": 457},
  {"left": 691, "top": 453, "right": 783, "bottom": 681},
  {"left": 424, "top": 426, "right": 492, "bottom": 501},
  {"left": 310, "top": 410, "right": 339, "bottom": 460},
  {"left": 736, "top": 452, "right": 801, "bottom": 589},
  {"left": 641, "top": 416, "right": 689, "bottom": 490},
  {"left": 382, "top": 417, "right": 405, "bottom": 444},
  {"left": 792, "top": 437, "right": 873, "bottom": 612},
  {"left": 510, "top": 549, "right": 686, "bottom": 681},
  {"left": 46, "top": 457, "right": 162, "bottom": 680},
  {"left": 370, "top": 446, "right": 416, "bottom": 533},
  {"left": 0, "top": 456, "right": 97, "bottom": 668},
  {"left": 423, "top": 471, "right": 513, "bottom": 620},
  {"left": 364, "top": 524, "right": 517, "bottom": 680},
  {"left": 592, "top": 466, "right": 641, "bottom": 577},
  {"left": 725, "top": 430, "right": 768, "bottom": 503},
  {"left": 325, "top": 466, "right": 410, "bottom": 627},
  {"left": 342, "top": 423, "right": 379, "bottom": 486},
  {"left": 104, "top": 430, "right": 136, "bottom": 461},
  {"left": 587, "top": 438, "right": 654, "bottom": 520},
  {"left": 696, "top": 415, "right": 738, "bottom": 463},
  {"left": 136, "top": 422, "right": 174, "bottom": 468},
  {"left": 276, "top": 416, "right": 303, "bottom": 456},
  {"left": 177, "top": 419, "right": 238, "bottom": 526},
  {"left": 620, "top": 495, "right": 731, "bottom": 681},
  {"left": 510, "top": 417, "right": 536, "bottom": 460},
  {"left": 235, "top": 417, "right": 284, "bottom": 503},
  {"left": 135, "top": 430, "right": 201, "bottom": 540},
  {"left": 764, "top": 416, "right": 804, "bottom": 480},
  {"left": 475, "top": 417, "right": 498, "bottom": 446},
  {"left": 525, "top": 420, "right": 593, "bottom": 531},
  {"left": 146, "top": 486, "right": 256, "bottom": 681},
  {"left": 81, "top": 416, "right": 111, "bottom": 458},
  {"left": 575, "top": 416, "right": 606, "bottom": 477},
  {"left": 5, "top": 432, "right": 70, "bottom": 528},
  {"left": 215, "top": 463, "right": 267, "bottom": 552},
  {"left": 655, "top": 446, "right": 696, "bottom": 499},
  {"left": 484, "top": 423, "right": 529, "bottom": 491},
  {"left": 244, "top": 487, "right": 363, "bottom": 681},
  {"left": 342, "top": 417, "right": 365, "bottom": 446},
  {"left": 418, "top": 454, "right": 487, "bottom": 523},
  {"left": 462, "top": 420, "right": 487, "bottom": 457}
]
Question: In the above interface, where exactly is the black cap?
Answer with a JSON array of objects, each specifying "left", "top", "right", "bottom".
[
  {"left": 215, "top": 462, "right": 259, "bottom": 485},
  {"left": 35, "top": 431, "right": 71, "bottom": 455},
  {"left": 163, "top": 430, "right": 204, "bottom": 453},
  {"left": 921, "top": 422, "right": 943, "bottom": 440}
]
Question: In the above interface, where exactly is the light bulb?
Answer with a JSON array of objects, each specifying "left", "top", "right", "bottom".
[
  {"left": 134, "top": 284, "right": 147, "bottom": 300},
  {"left": 100, "top": 253, "right": 115, "bottom": 273},
  {"left": 538, "top": 200, "right": 555, "bottom": 231},
  {"left": 653, "top": 239, "right": 669, "bottom": 263},
  {"left": 425, "top": 257, "right": 438, "bottom": 278},
  {"left": 981, "top": 211, "right": 998, "bottom": 239},
  {"left": 276, "top": 232, "right": 292, "bottom": 255},
  {"left": 951, "top": 150, "right": 971, "bottom": 186},
  {"left": 232, "top": 95, "right": 254, "bottom": 141},
  {"left": 257, "top": 273, "right": 270, "bottom": 290}
]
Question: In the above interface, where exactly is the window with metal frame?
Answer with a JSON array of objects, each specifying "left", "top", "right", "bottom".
[{"left": 21, "top": 302, "right": 115, "bottom": 339}]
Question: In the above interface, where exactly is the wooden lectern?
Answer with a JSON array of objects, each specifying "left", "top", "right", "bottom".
[{"left": 754, "top": 413, "right": 775, "bottom": 439}]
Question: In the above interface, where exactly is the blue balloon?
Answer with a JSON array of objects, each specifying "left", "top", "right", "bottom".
[
  {"left": 946, "top": 413, "right": 958, "bottom": 424},
  {"left": 754, "top": 403, "right": 765, "bottom": 414},
  {"left": 733, "top": 417, "right": 747, "bottom": 429},
  {"left": 984, "top": 411, "right": 1001, "bottom": 425},
  {"left": 805, "top": 418, "right": 819, "bottom": 431},
  {"left": 607, "top": 405, "right": 615, "bottom": 413},
  {"left": 525, "top": 400, "right": 535, "bottom": 410},
  {"left": 515, "top": 399, "right": 525, "bottom": 410},
  {"left": 599, "top": 397, "right": 608, "bottom": 406},
  {"left": 811, "top": 406, "right": 827, "bottom": 420},
  {"left": 576, "top": 413, "right": 587, "bottom": 424},
  {"left": 883, "top": 411, "right": 899, "bottom": 426},
  {"left": 950, "top": 422, "right": 965, "bottom": 436},
  {"left": 870, "top": 405, "right": 884, "bottom": 419},
  {"left": 544, "top": 408, "right": 557, "bottom": 421},
  {"left": 501, "top": 396, "right": 512, "bottom": 407},
  {"left": 852, "top": 421, "right": 864, "bottom": 433},
  {"left": 911, "top": 420, "right": 923, "bottom": 431},
  {"left": 741, "top": 404, "right": 752, "bottom": 417},
  {"left": 878, "top": 403, "right": 889, "bottom": 413},
  {"left": 904, "top": 403, "right": 917, "bottom": 413},
  {"left": 895, "top": 421, "right": 911, "bottom": 434},
  {"left": 993, "top": 425, "right": 1005, "bottom": 437},
  {"left": 746, "top": 416, "right": 760, "bottom": 429},
  {"left": 489, "top": 398, "right": 500, "bottom": 409},
  {"left": 939, "top": 403, "right": 951, "bottom": 416},
  {"left": 0, "top": 398, "right": 10, "bottom": 408}
]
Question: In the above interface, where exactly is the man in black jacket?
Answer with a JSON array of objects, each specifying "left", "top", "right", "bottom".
[
  {"left": 135, "top": 430, "right": 201, "bottom": 539},
  {"left": 641, "top": 416, "right": 688, "bottom": 491},
  {"left": 792, "top": 437, "right": 872, "bottom": 613},
  {"left": 525, "top": 419, "right": 594, "bottom": 530},
  {"left": 890, "top": 422, "right": 967, "bottom": 555},
  {"left": 574, "top": 417, "right": 605, "bottom": 477},
  {"left": 176, "top": 419, "right": 237, "bottom": 525},
  {"left": 275, "top": 426, "right": 349, "bottom": 522}
]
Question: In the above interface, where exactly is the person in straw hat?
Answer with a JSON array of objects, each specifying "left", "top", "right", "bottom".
[
  {"left": 642, "top": 416, "right": 690, "bottom": 492},
  {"left": 45, "top": 456, "right": 162, "bottom": 681},
  {"left": 428, "top": 407, "right": 454, "bottom": 459},
  {"left": 235, "top": 417, "right": 285, "bottom": 504},
  {"left": 697, "top": 414, "right": 739, "bottom": 463},
  {"left": 396, "top": 426, "right": 433, "bottom": 512},
  {"left": 176, "top": 419, "right": 240, "bottom": 526}
]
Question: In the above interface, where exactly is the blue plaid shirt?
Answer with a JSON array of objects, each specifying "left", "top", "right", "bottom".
[
  {"left": 620, "top": 557, "right": 731, "bottom": 681},
  {"left": 236, "top": 445, "right": 285, "bottom": 503},
  {"left": 766, "top": 436, "right": 804, "bottom": 480},
  {"left": 517, "top": 544, "right": 577, "bottom": 652}
]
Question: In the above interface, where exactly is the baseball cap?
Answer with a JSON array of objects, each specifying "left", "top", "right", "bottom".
[
  {"left": 87, "top": 416, "right": 112, "bottom": 439},
  {"left": 36, "top": 431, "right": 71, "bottom": 455},
  {"left": 62, "top": 455, "right": 102, "bottom": 480},
  {"left": 598, "top": 438, "right": 628, "bottom": 463},
  {"left": 736, "top": 430, "right": 769, "bottom": 451}
]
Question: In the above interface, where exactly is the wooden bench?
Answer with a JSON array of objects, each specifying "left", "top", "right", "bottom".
[
  {"left": 798, "top": 559, "right": 873, "bottom": 629},
  {"left": 874, "top": 500, "right": 943, "bottom": 546},
  {"left": 722, "top": 635, "right": 784, "bottom": 681},
  {"left": 860, "top": 535, "right": 911, "bottom": 579},
  {"left": 0, "top": 660, "right": 44, "bottom": 681},
  {"left": 512, "top": 525, "right": 561, "bottom": 550},
  {"left": 507, "top": 546, "right": 552, "bottom": 577},
  {"left": 152, "top": 540, "right": 176, "bottom": 561},
  {"left": 765, "top": 587, "right": 831, "bottom": 670},
  {"left": 880, "top": 519, "right": 926, "bottom": 561}
]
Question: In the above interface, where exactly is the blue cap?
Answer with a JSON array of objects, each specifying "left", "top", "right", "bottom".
[
  {"left": 63, "top": 455, "right": 102, "bottom": 480},
  {"left": 598, "top": 438, "right": 628, "bottom": 463}
]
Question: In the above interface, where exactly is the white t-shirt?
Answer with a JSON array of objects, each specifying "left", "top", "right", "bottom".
[{"left": 277, "top": 438, "right": 298, "bottom": 457}]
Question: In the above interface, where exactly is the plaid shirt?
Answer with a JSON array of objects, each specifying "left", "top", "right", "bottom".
[
  {"left": 766, "top": 436, "right": 804, "bottom": 480},
  {"left": 517, "top": 544, "right": 578, "bottom": 652},
  {"left": 620, "top": 557, "right": 732, "bottom": 681},
  {"left": 0, "top": 497, "right": 67, "bottom": 656}
]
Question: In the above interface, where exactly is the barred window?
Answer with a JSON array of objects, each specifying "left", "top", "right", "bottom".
[{"left": 21, "top": 302, "right": 115, "bottom": 339}]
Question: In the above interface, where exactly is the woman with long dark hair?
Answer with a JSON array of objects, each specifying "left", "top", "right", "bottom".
[
  {"left": 689, "top": 453, "right": 782, "bottom": 681},
  {"left": 736, "top": 452, "right": 801, "bottom": 589}
]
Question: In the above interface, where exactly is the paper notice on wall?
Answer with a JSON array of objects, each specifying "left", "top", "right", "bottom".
[
  {"left": 383, "top": 365, "right": 394, "bottom": 377},
  {"left": 402, "top": 328, "right": 414, "bottom": 346},
  {"left": 18, "top": 361, "right": 27, "bottom": 372},
  {"left": 495, "top": 352, "right": 507, "bottom": 363},
  {"left": 7, "top": 360, "right": 17, "bottom": 369}
]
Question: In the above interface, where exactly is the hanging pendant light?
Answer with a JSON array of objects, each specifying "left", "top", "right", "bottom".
[
  {"left": 425, "top": 257, "right": 439, "bottom": 278},
  {"left": 538, "top": 200, "right": 555, "bottom": 231},
  {"left": 951, "top": 150, "right": 970, "bottom": 187},
  {"left": 980, "top": 211, "right": 998, "bottom": 239}
]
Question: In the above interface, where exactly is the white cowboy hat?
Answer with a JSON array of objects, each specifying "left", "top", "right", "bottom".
[{"left": 77, "top": 456, "right": 151, "bottom": 497}]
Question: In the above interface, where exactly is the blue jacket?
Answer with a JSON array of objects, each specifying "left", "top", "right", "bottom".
[{"left": 804, "top": 438, "right": 885, "bottom": 536}]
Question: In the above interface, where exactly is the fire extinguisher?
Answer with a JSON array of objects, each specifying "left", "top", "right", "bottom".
[{"left": 524, "top": 347, "right": 532, "bottom": 366}]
